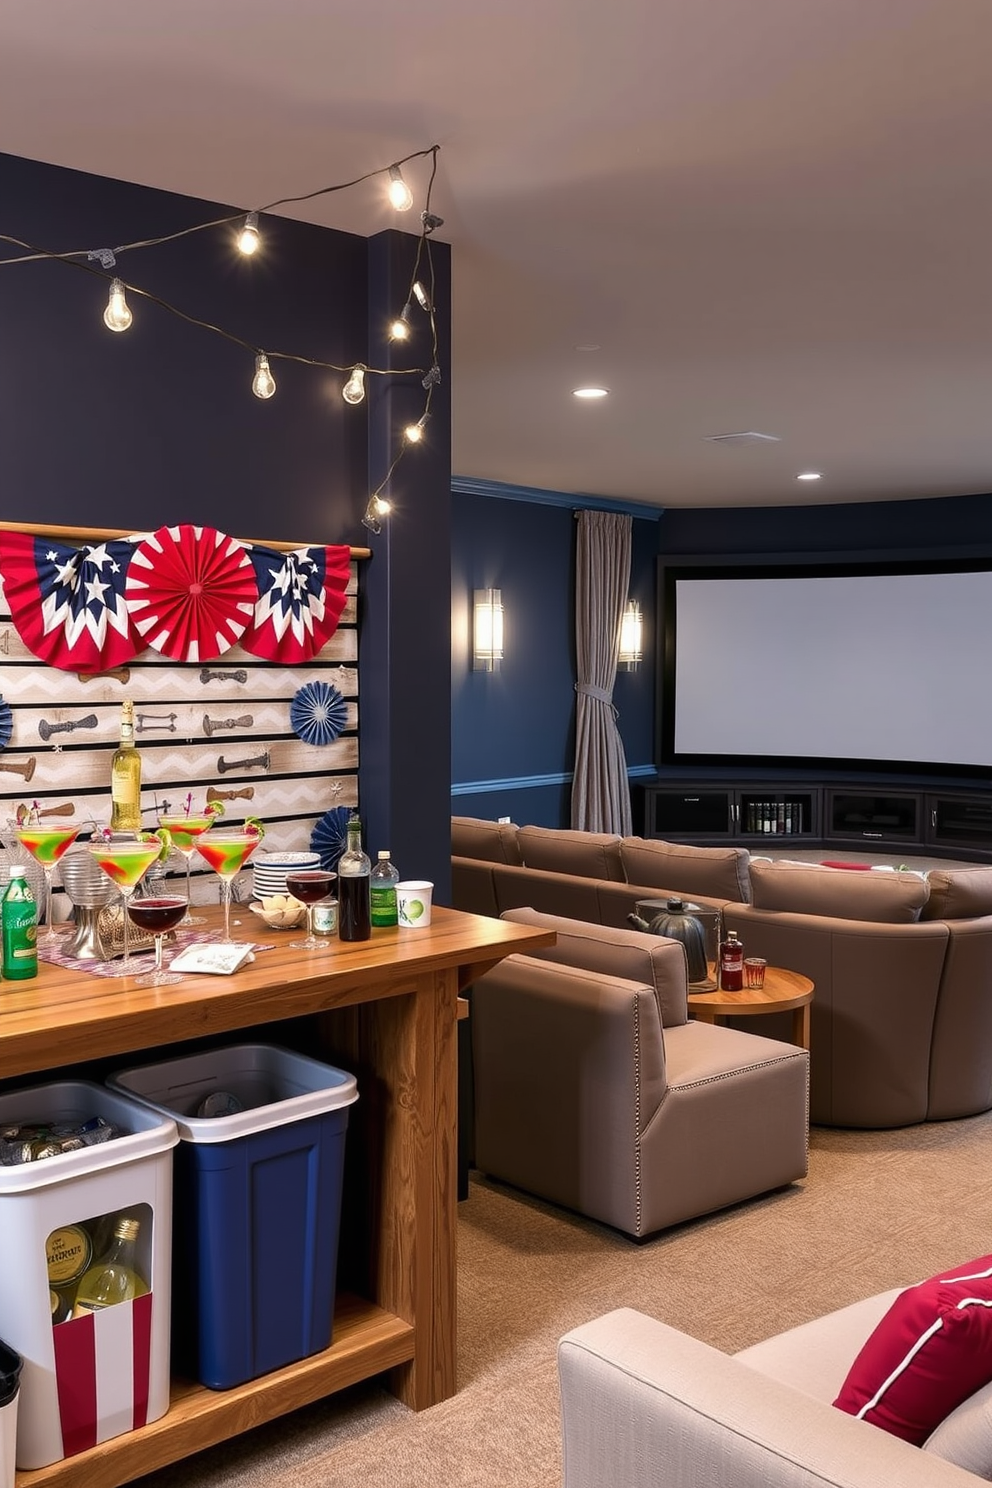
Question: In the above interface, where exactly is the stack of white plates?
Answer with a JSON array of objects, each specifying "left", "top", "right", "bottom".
[{"left": 252, "top": 850, "right": 321, "bottom": 901}]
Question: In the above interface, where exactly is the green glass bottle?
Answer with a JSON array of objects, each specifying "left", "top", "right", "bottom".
[
  {"left": 72, "top": 1215, "right": 149, "bottom": 1315},
  {"left": 2, "top": 865, "right": 38, "bottom": 980},
  {"left": 370, "top": 850, "right": 399, "bottom": 927}
]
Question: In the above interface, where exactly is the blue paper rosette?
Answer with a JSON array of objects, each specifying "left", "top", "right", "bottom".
[
  {"left": 311, "top": 806, "right": 352, "bottom": 872},
  {"left": 0, "top": 696, "right": 11, "bottom": 751},
  {"left": 290, "top": 681, "right": 348, "bottom": 747}
]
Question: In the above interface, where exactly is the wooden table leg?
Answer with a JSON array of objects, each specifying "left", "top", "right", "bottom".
[{"left": 791, "top": 1002, "right": 811, "bottom": 1051}]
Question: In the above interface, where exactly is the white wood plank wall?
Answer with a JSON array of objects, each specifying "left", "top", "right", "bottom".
[{"left": 0, "top": 565, "right": 360, "bottom": 908}]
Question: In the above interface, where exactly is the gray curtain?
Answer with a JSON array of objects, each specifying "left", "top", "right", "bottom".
[{"left": 571, "top": 510, "right": 633, "bottom": 834}]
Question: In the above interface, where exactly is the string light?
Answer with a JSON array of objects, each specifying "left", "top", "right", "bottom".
[
  {"left": 103, "top": 278, "right": 133, "bottom": 332},
  {"left": 389, "top": 303, "right": 413, "bottom": 341},
  {"left": 342, "top": 364, "right": 367, "bottom": 405},
  {"left": 387, "top": 166, "right": 414, "bottom": 211},
  {"left": 252, "top": 352, "right": 276, "bottom": 399},
  {"left": 1, "top": 144, "right": 444, "bottom": 537},
  {"left": 237, "top": 212, "right": 260, "bottom": 255}
]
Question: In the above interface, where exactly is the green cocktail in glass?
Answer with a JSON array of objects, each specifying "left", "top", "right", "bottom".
[
  {"left": 193, "top": 831, "right": 261, "bottom": 942},
  {"left": 158, "top": 813, "right": 214, "bottom": 927},
  {"left": 89, "top": 836, "right": 164, "bottom": 973},
  {"left": 15, "top": 821, "right": 81, "bottom": 948}
]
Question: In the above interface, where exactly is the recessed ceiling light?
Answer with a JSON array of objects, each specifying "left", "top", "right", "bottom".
[
  {"left": 573, "top": 386, "right": 609, "bottom": 399},
  {"left": 797, "top": 471, "right": 822, "bottom": 481},
  {"left": 575, "top": 343, "right": 601, "bottom": 352}
]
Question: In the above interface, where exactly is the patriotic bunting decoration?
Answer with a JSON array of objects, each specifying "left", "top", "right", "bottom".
[
  {"left": 241, "top": 544, "right": 350, "bottom": 663},
  {"left": 125, "top": 524, "right": 257, "bottom": 663},
  {"left": 0, "top": 531, "right": 141, "bottom": 672}
]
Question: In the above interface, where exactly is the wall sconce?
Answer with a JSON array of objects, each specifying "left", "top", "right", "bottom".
[
  {"left": 473, "top": 587, "right": 504, "bottom": 671},
  {"left": 617, "top": 599, "right": 643, "bottom": 671}
]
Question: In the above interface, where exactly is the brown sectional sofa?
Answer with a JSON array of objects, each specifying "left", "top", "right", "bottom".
[{"left": 451, "top": 817, "right": 992, "bottom": 1129}]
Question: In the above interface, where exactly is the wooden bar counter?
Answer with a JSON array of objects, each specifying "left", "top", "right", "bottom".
[{"left": 0, "top": 904, "right": 554, "bottom": 1488}]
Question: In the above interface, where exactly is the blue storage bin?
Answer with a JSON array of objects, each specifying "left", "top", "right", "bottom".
[{"left": 107, "top": 1044, "right": 358, "bottom": 1390}]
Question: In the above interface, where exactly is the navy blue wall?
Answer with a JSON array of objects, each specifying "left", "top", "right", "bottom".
[
  {"left": 450, "top": 488, "right": 659, "bottom": 827},
  {"left": 0, "top": 151, "right": 452, "bottom": 895}
]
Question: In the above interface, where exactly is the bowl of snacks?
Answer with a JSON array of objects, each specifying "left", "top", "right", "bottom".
[{"left": 249, "top": 894, "right": 306, "bottom": 930}]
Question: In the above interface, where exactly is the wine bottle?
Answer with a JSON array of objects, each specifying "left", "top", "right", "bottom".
[
  {"left": 719, "top": 930, "right": 745, "bottom": 992},
  {"left": 72, "top": 1214, "right": 149, "bottom": 1315},
  {"left": 337, "top": 815, "right": 371, "bottom": 942},
  {"left": 110, "top": 699, "right": 141, "bottom": 832},
  {"left": 2, "top": 866, "right": 38, "bottom": 980}
]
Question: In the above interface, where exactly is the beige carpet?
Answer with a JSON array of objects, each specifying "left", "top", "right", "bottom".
[{"left": 137, "top": 1115, "right": 992, "bottom": 1488}]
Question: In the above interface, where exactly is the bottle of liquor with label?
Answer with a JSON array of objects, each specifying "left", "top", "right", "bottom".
[
  {"left": 718, "top": 930, "right": 745, "bottom": 992},
  {"left": 72, "top": 1214, "right": 148, "bottom": 1315},
  {"left": 370, "top": 850, "right": 399, "bottom": 927},
  {"left": 2, "top": 865, "right": 38, "bottom": 980},
  {"left": 337, "top": 815, "right": 371, "bottom": 942},
  {"left": 110, "top": 699, "right": 141, "bottom": 832}
]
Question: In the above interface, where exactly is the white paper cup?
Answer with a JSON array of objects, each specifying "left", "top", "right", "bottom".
[{"left": 396, "top": 880, "right": 434, "bottom": 928}]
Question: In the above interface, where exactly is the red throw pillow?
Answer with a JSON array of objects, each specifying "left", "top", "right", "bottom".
[{"left": 834, "top": 1257, "right": 992, "bottom": 1444}]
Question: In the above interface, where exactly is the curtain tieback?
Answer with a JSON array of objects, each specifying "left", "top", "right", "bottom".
[{"left": 576, "top": 682, "right": 617, "bottom": 717}]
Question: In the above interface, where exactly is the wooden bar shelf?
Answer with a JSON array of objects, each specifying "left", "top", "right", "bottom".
[{"left": 2, "top": 904, "right": 555, "bottom": 1488}]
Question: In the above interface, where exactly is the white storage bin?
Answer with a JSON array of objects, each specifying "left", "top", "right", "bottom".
[{"left": 0, "top": 1080, "right": 177, "bottom": 1469}]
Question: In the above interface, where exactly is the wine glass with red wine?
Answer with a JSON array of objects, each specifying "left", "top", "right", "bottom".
[
  {"left": 126, "top": 895, "right": 189, "bottom": 986},
  {"left": 285, "top": 870, "right": 336, "bottom": 951}
]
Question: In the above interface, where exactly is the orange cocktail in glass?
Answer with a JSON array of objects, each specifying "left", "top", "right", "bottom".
[
  {"left": 15, "top": 821, "right": 80, "bottom": 948},
  {"left": 89, "top": 836, "right": 164, "bottom": 973},
  {"left": 193, "top": 831, "right": 261, "bottom": 942}
]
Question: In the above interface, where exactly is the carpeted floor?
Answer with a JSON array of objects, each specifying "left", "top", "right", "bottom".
[{"left": 136, "top": 1115, "right": 992, "bottom": 1488}]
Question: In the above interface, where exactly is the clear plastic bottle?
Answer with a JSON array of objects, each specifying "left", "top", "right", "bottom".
[
  {"left": 337, "top": 815, "right": 371, "bottom": 942},
  {"left": 2, "top": 865, "right": 38, "bottom": 980},
  {"left": 72, "top": 1214, "right": 148, "bottom": 1315},
  {"left": 370, "top": 850, "right": 399, "bottom": 928}
]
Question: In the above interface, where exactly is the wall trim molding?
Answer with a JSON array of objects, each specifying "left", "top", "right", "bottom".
[
  {"left": 451, "top": 764, "right": 656, "bottom": 796},
  {"left": 452, "top": 476, "right": 664, "bottom": 521}
]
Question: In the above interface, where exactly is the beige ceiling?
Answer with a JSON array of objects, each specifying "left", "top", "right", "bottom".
[{"left": 3, "top": 0, "right": 992, "bottom": 509}]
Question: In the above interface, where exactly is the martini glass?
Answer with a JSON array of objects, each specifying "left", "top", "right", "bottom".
[
  {"left": 88, "top": 837, "right": 164, "bottom": 973},
  {"left": 193, "top": 831, "right": 261, "bottom": 943},
  {"left": 126, "top": 895, "right": 189, "bottom": 986},
  {"left": 15, "top": 821, "right": 81, "bottom": 948},
  {"left": 286, "top": 870, "right": 336, "bottom": 951},
  {"left": 157, "top": 813, "right": 214, "bottom": 926}
]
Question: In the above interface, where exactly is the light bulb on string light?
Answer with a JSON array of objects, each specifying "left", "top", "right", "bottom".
[
  {"left": 252, "top": 352, "right": 276, "bottom": 398},
  {"left": 412, "top": 281, "right": 432, "bottom": 313},
  {"left": 237, "top": 212, "right": 260, "bottom": 255},
  {"left": 387, "top": 166, "right": 413, "bottom": 211},
  {"left": 361, "top": 492, "right": 392, "bottom": 535},
  {"left": 389, "top": 303, "right": 413, "bottom": 341},
  {"left": 103, "top": 278, "right": 133, "bottom": 332},
  {"left": 342, "top": 363, "right": 367, "bottom": 405},
  {"left": 404, "top": 413, "right": 430, "bottom": 444}
]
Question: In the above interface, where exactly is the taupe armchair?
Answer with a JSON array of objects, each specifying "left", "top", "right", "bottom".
[{"left": 471, "top": 909, "right": 809, "bottom": 1239}]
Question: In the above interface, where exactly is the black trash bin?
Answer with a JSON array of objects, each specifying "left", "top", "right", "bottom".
[{"left": 0, "top": 1339, "right": 22, "bottom": 1488}]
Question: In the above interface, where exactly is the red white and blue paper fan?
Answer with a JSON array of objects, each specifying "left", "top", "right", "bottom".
[
  {"left": 125, "top": 524, "right": 257, "bottom": 663},
  {"left": 310, "top": 806, "right": 352, "bottom": 872},
  {"left": 241, "top": 544, "right": 350, "bottom": 663},
  {"left": 290, "top": 681, "right": 348, "bottom": 747},
  {"left": 0, "top": 532, "right": 141, "bottom": 672}
]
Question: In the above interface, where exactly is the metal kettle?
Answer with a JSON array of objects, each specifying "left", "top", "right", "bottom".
[{"left": 627, "top": 896, "right": 710, "bottom": 985}]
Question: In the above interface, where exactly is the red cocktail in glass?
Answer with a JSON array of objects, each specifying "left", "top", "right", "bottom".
[{"left": 285, "top": 869, "right": 336, "bottom": 951}]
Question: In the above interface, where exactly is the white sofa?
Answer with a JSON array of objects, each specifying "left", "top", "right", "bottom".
[{"left": 558, "top": 1297, "right": 992, "bottom": 1487}]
